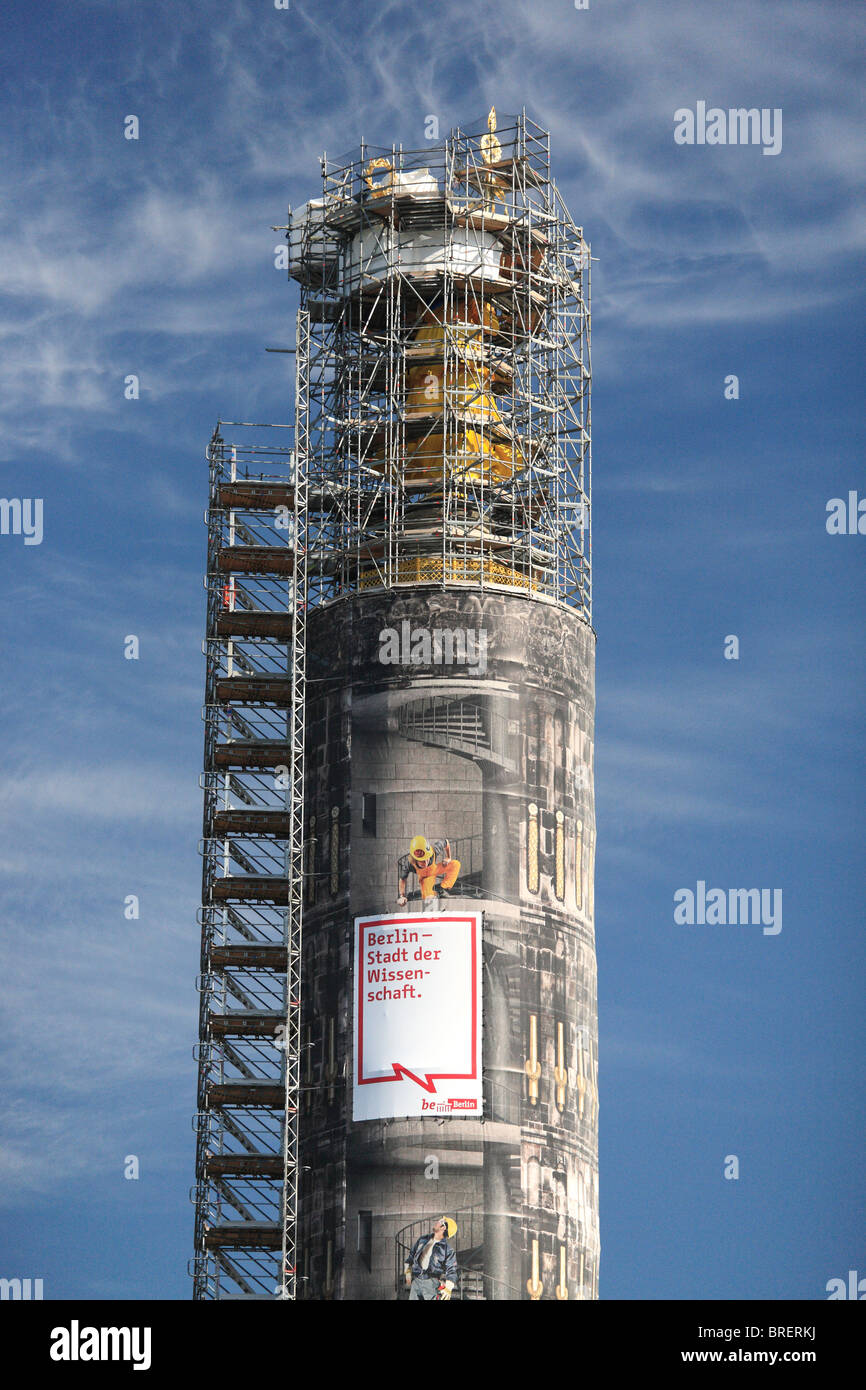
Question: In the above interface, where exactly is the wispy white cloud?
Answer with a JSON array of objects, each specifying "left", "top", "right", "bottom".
[{"left": 1, "top": 0, "right": 861, "bottom": 462}]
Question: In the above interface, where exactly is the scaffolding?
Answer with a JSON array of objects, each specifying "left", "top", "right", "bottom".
[
  {"left": 192, "top": 410, "right": 305, "bottom": 1300},
  {"left": 287, "top": 108, "right": 591, "bottom": 619},
  {"left": 192, "top": 108, "right": 591, "bottom": 1300}
]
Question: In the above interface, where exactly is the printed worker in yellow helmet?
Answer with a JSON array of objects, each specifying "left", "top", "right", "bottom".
[
  {"left": 397, "top": 836, "right": 461, "bottom": 910},
  {"left": 404, "top": 1217, "right": 459, "bottom": 1300}
]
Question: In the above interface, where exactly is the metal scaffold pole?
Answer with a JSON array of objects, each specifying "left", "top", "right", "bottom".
[{"left": 280, "top": 309, "right": 309, "bottom": 1299}]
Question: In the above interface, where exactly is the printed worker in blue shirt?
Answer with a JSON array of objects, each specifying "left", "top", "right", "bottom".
[{"left": 404, "top": 1217, "right": 459, "bottom": 1300}]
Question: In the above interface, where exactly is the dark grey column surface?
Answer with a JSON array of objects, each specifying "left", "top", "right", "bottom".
[{"left": 298, "top": 587, "right": 598, "bottom": 1301}]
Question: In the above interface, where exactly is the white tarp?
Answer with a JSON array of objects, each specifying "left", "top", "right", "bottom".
[
  {"left": 353, "top": 910, "right": 483, "bottom": 1120},
  {"left": 345, "top": 227, "right": 502, "bottom": 285},
  {"left": 287, "top": 199, "right": 339, "bottom": 271}
]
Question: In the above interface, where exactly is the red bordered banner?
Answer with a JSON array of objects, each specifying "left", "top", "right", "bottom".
[{"left": 353, "top": 911, "right": 483, "bottom": 1120}]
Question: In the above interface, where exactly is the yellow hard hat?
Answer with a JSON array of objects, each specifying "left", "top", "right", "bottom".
[
  {"left": 441, "top": 1216, "right": 457, "bottom": 1239},
  {"left": 410, "top": 835, "right": 433, "bottom": 866}
]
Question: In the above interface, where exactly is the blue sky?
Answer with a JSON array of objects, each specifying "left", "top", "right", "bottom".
[{"left": 0, "top": 0, "right": 863, "bottom": 1300}]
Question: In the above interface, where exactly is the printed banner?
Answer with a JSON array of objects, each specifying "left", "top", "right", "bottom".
[{"left": 353, "top": 911, "right": 483, "bottom": 1120}]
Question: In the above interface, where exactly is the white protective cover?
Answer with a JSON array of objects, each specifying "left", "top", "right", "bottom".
[
  {"left": 287, "top": 199, "right": 338, "bottom": 269},
  {"left": 389, "top": 169, "right": 440, "bottom": 198},
  {"left": 345, "top": 225, "right": 502, "bottom": 286}
]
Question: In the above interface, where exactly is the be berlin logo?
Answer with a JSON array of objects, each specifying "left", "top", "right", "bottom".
[
  {"left": 674, "top": 882, "right": 782, "bottom": 936},
  {"left": 674, "top": 103, "right": 782, "bottom": 156}
]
